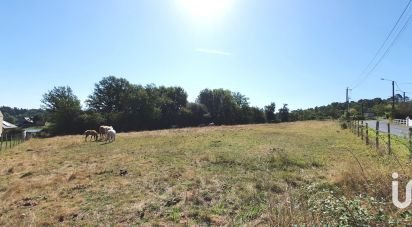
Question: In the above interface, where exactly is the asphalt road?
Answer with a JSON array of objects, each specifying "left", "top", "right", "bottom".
[{"left": 364, "top": 120, "right": 411, "bottom": 137}]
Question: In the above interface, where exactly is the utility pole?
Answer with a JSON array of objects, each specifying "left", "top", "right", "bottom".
[
  {"left": 404, "top": 91, "right": 406, "bottom": 103},
  {"left": 382, "top": 78, "right": 396, "bottom": 118},
  {"left": 346, "top": 87, "right": 350, "bottom": 114},
  {"left": 392, "top": 80, "right": 395, "bottom": 118}
]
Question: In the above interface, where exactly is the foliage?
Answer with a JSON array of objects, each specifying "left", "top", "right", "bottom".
[
  {"left": 41, "top": 86, "right": 82, "bottom": 135},
  {"left": 309, "top": 189, "right": 387, "bottom": 226},
  {"left": 196, "top": 88, "right": 240, "bottom": 125},
  {"left": 86, "top": 76, "right": 134, "bottom": 113},
  {"left": 396, "top": 102, "right": 412, "bottom": 118},
  {"left": 264, "top": 102, "right": 276, "bottom": 123},
  {"left": 0, "top": 106, "right": 46, "bottom": 126},
  {"left": 232, "top": 92, "right": 250, "bottom": 108},
  {"left": 278, "top": 104, "right": 289, "bottom": 122},
  {"left": 290, "top": 95, "right": 412, "bottom": 121},
  {"left": 37, "top": 75, "right": 412, "bottom": 135}
]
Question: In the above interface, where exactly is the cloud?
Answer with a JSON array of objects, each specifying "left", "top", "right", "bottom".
[{"left": 195, "top": 48, "right": 232, "bottom": 56}]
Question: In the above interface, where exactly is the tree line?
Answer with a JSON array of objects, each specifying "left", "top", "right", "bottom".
[
  {"left": 41, "top": 76, "right": 287, "bottom": 135},
  {"left": 6, "top": 76, "right": 410, "bottom": 135},
  {"left": 289, "top": 95, "right": 412, "bottom": 121},
  {"left": 0, "top": 106, "right": 46, "bottom": 126}
]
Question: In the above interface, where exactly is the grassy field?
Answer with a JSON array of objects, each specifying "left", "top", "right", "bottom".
[{"left": 0, "top": 121, "right": 411, "bottom": 226}]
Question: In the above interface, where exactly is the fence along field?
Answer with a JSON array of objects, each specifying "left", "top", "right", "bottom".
[
  {"left": 349, "top": 120, "right": 412, "bottom": 160},
  {"left": 0, "top": 132, "right": 25, "bottom": 151}
]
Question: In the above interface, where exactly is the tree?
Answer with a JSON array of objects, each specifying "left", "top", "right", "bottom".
[
  {"left": 86, "top": 76, "right": 134, "bottom": 112},
  {"left": 232, "top": 92, "right": 250, "bottom": 108},
  {"left": 278, "top": 104, "right": 290, "bottom": 122},
  {"left": 41, "top": 86, "right": 81, "bottom": 134},
  {"left": 395, "top": 102, "right": 412, "bottom": 118},
  {"left": 264, "top": 102, "right": 276, "bottom": 122},
  {"left": 178, "top": 103, "right": 210, "bottom": 126},
  {"left": 121, "top": 84, "right": 159, "bottom": 130},
  {"left": 250, "top": 107, "right": 266, "bottom": 123},
  {"left": 145, "top": 85, "right": 188, "bottom": 128},
  {"left": 197, "top": 88, "right": 240, "bottom": 124}
]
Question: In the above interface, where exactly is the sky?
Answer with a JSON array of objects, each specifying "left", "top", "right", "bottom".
[{"left": 1, "top": 0, "right": 412, "bottom": 110}]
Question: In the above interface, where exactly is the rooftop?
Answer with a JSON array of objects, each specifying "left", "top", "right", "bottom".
[{"left": 3, "top": 121, "right": 18, "bottom": 129}]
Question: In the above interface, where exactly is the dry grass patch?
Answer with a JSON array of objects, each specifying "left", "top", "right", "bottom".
[{"left": 0, "top": 121, "right": 411, "bottom": 225}]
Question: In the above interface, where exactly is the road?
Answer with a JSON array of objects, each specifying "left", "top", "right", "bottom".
[{"left": 364, "top": 120, "right": 411, "bottom": 137}]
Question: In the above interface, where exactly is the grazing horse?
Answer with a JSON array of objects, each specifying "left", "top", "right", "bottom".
[
  {"left": 106, "top": 129, "right": 116, "bottom": 142},
  {"left": 98, "top": 125, "right": 112, "bottom": 140},
  {"left": 83, "top": 130, "right": 98, "bottom": 141}
]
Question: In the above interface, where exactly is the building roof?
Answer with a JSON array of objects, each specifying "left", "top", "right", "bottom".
[
  {"left": 3, "top": 121, "right": 18, "bottom": 129},
  {"left": 24, "top": 117, "right": 34, "bottom": 124},
  {"left": 26, "top": 128, "right": 42, "bottom": 133}
]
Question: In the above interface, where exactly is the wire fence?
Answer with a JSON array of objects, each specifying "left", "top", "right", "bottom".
[
  {"left": 0, "top": 132, "right": 25, "bottom": 151},
  {"left": 348, "top": 120, "right": 412, "bottom": 157}
]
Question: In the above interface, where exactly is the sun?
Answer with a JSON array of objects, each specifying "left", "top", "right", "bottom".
[{"left": 178, "top": 0, "right": 234, "bottom": 23}]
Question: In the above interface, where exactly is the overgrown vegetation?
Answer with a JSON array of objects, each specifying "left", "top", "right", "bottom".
[
  {"left": 40, "top": 76, "right": 280, "bottom": 135},
  {"left": 1, "top": 121, "right": 411, "bottom": 225}
]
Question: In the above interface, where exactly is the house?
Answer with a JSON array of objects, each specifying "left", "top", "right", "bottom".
[
  {"left": 1, "top": 111, "right": 18, "bottom": 134},
  {"left": 3, "top": 120, "right": 18, "bottom": 131}
]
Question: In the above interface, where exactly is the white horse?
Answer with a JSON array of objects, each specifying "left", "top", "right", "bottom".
[{"left": 106, "top": 129, "right": 116, "bottom": 142}]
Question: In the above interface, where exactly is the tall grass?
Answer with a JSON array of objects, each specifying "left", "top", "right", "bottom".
[{"left": 0, "top": 121, "right": 411, "bottom": 225}]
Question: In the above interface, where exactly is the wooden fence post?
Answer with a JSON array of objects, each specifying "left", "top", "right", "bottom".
[
  {"left": 357, "top": 120, "right": 360, "bottom": 137},
  {"left": 361, "top": 121, "right": 364, "bottom": 140},
  {"left": 365, "top": 123, "right": 369, "bottom": 145},
  {"left": 409, "top": 128, "right": 412, "bottom": 156},
  {"left": 376, "top": 121, "right": 379, "bottom": 150},
  {"left": 0, "top": 134, "right": 2, "bottom": 151},
  {"left": 388, "top": 123, "right": 391, "bottom": 154},
  {"left": 350, "top": 120, "right": 353, "bottom": 132},
  {"left": 352, "top": 120, "right": 355, "bottom": 134},
  {"left": 354, "top": 121, "right": 357, "bottom": 134}
]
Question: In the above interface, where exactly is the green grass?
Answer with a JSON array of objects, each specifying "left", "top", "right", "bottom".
[{"left": 0, "top": 121, "right": 411, "bottom": 225}]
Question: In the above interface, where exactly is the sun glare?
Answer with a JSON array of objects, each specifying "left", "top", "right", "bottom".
[{"left": 178, "top": 0, "right": 233, "bottom": 23}]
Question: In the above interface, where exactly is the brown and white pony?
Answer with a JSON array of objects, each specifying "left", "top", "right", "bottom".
[{"left": 83, "top": 130, "right": 98, "bottom": 141}]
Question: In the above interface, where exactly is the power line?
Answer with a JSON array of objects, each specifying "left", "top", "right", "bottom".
[
  {"left": 367, "top": 12, "right": 412, "bottom": 72},
  {"left": 393, "top": 81, "right": 412, "bottom": 94},
  {"left": 395, "top": 81, "right": 404, "bottom": 92},
  {"left": 350, "top": 0, "right": 412, "bottom": 90}
]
